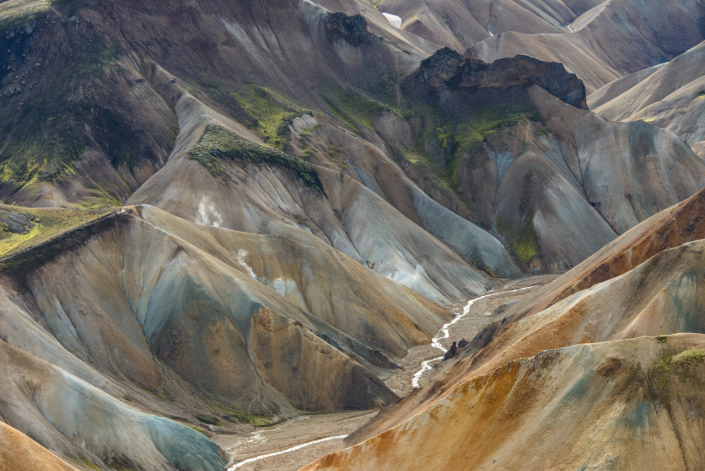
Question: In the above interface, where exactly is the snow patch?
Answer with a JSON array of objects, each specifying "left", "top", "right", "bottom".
[{"left": 383, "top": 12, "right": 402, "bottom": 28}]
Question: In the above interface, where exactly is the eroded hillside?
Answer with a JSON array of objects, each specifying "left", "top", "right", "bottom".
[{"left": 0, "top": 0, "right": 704, "bottom": 469}]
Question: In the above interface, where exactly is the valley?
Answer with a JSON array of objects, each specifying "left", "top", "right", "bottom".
[
  {"left": 1, "top": 0, "right": 705, "bottom": 469},
  {"left": 213, "top": 275, "right": 555, "bottom": 471}
]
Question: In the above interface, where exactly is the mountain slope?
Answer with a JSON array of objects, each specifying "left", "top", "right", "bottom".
[
  {"left": 304, "top": 335, "right": 705, "bottom": 471},
  {"left": 0, "top": 421, "right": 81, "bottom": 471},
  {"left": 390, "top": 48, "right": 705, "bottom": 272},
  {"left": 593, "top": 41, "right": 705, "bottom": 149},
  {"left": 468, "top": 0, "right": 705, "bottom": 93},
  {"left": 339, "top": 185, "right": 705, "bottom": 448}
]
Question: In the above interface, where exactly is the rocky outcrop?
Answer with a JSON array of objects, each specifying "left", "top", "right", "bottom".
[
  {"left": 442, "top": 341, "right": 457, "bottom": 360},
  {"left": 325, "top": 13, "right": 374, "bottom": 46},
  {"left": 415, "top": 47, "right": 588, "bottom": 109}
]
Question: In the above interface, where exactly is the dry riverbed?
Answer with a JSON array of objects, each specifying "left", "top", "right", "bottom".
[
  {"left": 216, "top": 411, "right": 376, "bottom": 471},
  {"left": 214, "top": 275, "right": 557, "bottom": 470}
]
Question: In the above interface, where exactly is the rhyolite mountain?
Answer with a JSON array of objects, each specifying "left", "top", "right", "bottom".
[
  {"left": 591, "top": 41, "right": 705, "bottom": 159},
  {"left": 305, "top": 178, "right": 705, "bottom": 471},
  {"left": 1, "top": 0, "right": 705, "bottom": 469}
]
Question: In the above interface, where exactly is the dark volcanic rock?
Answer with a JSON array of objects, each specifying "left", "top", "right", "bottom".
[
  {"left": 416, "top": 47, "right": 588, "bottom": 109},
  {"left": 443, "top": 341, "right": 457, "bottom": 360},
  {"left": 325, "top": 13, "right": 372, "bottom": 46},
  {"left": 457, "top": 338, "right": 468, "bottom": 349}
]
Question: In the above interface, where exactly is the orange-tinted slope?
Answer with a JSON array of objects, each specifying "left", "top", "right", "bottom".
[
  {"left": 0, "top": 422, "right": 80, "bottom": 471},
  {"left": 506, "top": 185, "right": 705, "bottom": 320},
  {"left": 303, "top": 335, "right": 705, "bottom": 471}
]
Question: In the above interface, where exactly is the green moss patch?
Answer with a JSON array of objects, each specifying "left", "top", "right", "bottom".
[
  {"left": 411, "top": 101, "right": 540, "bottom": 191},
  {"left": 195, "top": 414, "right": 219, "bottom": 425},
  {"left": 188, "top": 125, "right": 323, "bottom": 192},
  {"left": 672, "top": 349, "right": 705, "bottom": 365},
  {"left": 496, "top": 213, "right": 540, "bottom": 264},
  {"left": 191, "top": 76, "right": 312, "bottom": 150},
  {"left": 207, "top": 400, "right": 277, "bottom": 426},
  {"left": 0, "top": 205, "right": 110, "bottom": 257},
  {"left": 0, "top": 35, "right": 120, "bottom": 189},
  {"left": 0, "top": 208, "right": 115, "bottom": 275},
  {"left": 0, "top": 0, "right": 51, "bottom": 34},
  {"left": 186, "top": 424, "right": 209, "bottom": 436},
  {"left": 325, "top": 87, "right": 392, "bottom": 133},
  {"left": 534, "top": 126, "right": 551, "bottom": 136}
]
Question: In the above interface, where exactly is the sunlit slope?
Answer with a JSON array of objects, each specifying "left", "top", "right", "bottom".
[
  {"left": 304, "top": 335, "right": 705, "bottom": 471},
  {"left": 0, "top": 421, "right": 80, "bottom": 471}
]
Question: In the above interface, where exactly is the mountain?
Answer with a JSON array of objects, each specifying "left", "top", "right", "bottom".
[
  {"left": 467, "top": 0, "right": 705, "bottom": 93},
  {"left": 333, "top": 183, "right": 705, "bottom": 454},
  {"left": 394, "top": 48, "right": 705, "bottom": 272},
  {"left": 0, "top": 421, "right": 81, "bottom": 471},
  {"left": 592, "top": 41, "right": 705, "bottom": 157},
  {"left": 1, "top": 0, "right": 705, "bottom": 469},
  {"left": 303, "top": 334, "right": 705, "bottom": 470}
]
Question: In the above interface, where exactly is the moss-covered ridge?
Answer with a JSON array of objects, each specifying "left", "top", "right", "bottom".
[
  {"left": 0, "top": 207, "right": 116, "bottom": 275},
  {"left": 188, "top": 125, "right": 324, "bottom": 192}
]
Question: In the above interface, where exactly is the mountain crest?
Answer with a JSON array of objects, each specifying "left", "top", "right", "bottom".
[{"left": 417, "top": 47, "right": 588, "bottom": 109}]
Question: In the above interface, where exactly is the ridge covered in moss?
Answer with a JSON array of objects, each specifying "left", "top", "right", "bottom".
[{"left": 188, "top": 125, "right": 323, "bottom": 192}]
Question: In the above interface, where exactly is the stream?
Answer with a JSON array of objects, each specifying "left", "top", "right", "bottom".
[{"left": 411, "top": 285, "right": 538, "bottom": 388}]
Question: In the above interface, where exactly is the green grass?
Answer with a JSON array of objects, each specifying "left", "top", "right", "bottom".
[
  {"left": 656, "top": 335, "right": 668, "bottom": 344},
  {"left": 0, "top": 205, "right": 110, "bottom": 257},
  {"left": 188, "top": 125, "right": 323, "bottom": 192}
]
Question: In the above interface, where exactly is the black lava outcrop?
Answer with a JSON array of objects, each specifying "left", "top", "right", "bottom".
[
  {"left": 415, "top": 47, "right": 588, "bottom": 109},
  {"left": 443, "top": 341, "right": 457, "bottom": 360},
  {"left": 325, "top": 13, "right": 372, "bottom": 46}
]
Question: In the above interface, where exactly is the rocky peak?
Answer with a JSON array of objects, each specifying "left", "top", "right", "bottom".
[
  {"left": 416, "top": 47, "right": 588, "bottom": 109},
  {"left": 325, "top": 13, "right": 372, "bottom": 46},
  {"left": 417, "top": 47, "right": 466, "bottom": 86}
]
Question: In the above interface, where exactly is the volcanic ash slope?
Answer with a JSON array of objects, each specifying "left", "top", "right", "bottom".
[{"left": 303, "top": 334, "right": 705, "bottom": 470}]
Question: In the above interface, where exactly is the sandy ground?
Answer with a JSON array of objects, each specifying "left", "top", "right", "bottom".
[
  {"left": 215, "top": 411, "right": 376, "bottom": 471},
  {"left": 213, "top": 275, "right": 558, "bottom": 470}
]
